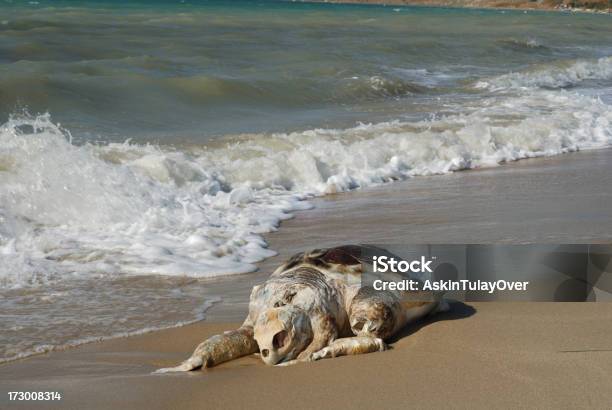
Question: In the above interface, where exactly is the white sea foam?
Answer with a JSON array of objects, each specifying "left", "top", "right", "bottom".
[
  {"left": 0, "top": 114, "right": 306, "bottom": 285},
  {"left": 1, "top": 89, "right": 611, "bottom": 286},
  {"left": 475, "top": 56, "right": 612, "bottom": 91}
]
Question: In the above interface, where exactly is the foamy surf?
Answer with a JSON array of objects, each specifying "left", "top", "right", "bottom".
[
  {"left": 475, "top": 56, "right": 612, "bottom": 91},
  {"left": 1, "top": 88, "right": 612, "bottom": 288}
]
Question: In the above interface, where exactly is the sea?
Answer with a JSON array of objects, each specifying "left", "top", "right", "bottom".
[{"left": 1, "top": 0, "right": 611, "bottom": 362}]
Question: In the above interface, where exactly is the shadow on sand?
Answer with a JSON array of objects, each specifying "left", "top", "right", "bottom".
[{"left": 388, "top": 301, "right": 476, "bottom": 344}]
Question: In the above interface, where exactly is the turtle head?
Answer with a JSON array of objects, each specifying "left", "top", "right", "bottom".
[{"left": 253, "top": 305, "right": 312, "bottom": 365}]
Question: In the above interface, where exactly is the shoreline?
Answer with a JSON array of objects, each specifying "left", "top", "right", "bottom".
[
  {"left": 1, "top": 147, "right": 612, "bottom": 367},
  {"left": 1, "top": 148, "right": 612, "bottom": 408},
  {"left": 300, "top": 0, "right": 612, "bottom": 14},
  {"left": 206, "top": 146, "right": 612, "bottom": 319}
]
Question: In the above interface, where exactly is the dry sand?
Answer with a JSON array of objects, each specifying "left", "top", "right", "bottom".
[{"left": 1, "top": 149, "right": 612, "bottom": 409}]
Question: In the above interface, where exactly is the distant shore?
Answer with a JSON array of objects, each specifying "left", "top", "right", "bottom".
[{"left": 306, "top": 0, "right": 611, "bottom": 13}]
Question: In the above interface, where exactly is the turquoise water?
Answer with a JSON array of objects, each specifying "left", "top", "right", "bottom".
[
  {"left": 1, "top": 0, "right": 612, "bottom": 363},
  {"left": 1, "top": 0, "right": 611, "bottom": 140}
]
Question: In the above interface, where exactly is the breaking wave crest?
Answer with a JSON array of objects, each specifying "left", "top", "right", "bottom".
[
  {"left": 1, "top": 89, "right": 611, "bottom": 286},
  {"left": 476, "top": 56, "right": 612, "bottom": 91}
]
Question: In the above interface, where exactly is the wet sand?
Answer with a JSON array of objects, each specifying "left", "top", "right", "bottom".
[{"left": 1, "top": 149, "right": 612, "bottom": 409}]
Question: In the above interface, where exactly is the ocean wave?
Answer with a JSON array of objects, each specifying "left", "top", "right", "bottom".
[
  {"left": 475, "top": 56, "right": 612, "bottom": 91},
  {"left": 0, "top": 67, "right": 271, "bottom": 107},
  {"left": 0, "top": 114, "right": 301, "bottom": 285},
  {"left": 496, "top": 38, "right": 550, "bottom": 52},
  {"left": 1, "top": 89, "right": 611, "bottom": 286},
  {"left": 339, "top": 75, "right": 429, "bottom": 100},
  {"left": 0, "top": 62, "right": 428, "bottom": 112}
]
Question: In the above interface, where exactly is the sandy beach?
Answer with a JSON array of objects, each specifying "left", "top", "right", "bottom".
[
  {"left": 2, "top": 149, "right": 612, "bottom": 409},
  {"left": 2, "top": 303, "right": 612, "bottom": 409}
]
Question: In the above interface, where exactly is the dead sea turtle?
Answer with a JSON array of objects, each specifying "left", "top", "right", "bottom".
[{"left": 157, "top": 245, "right": 448, "bottom": 372}]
